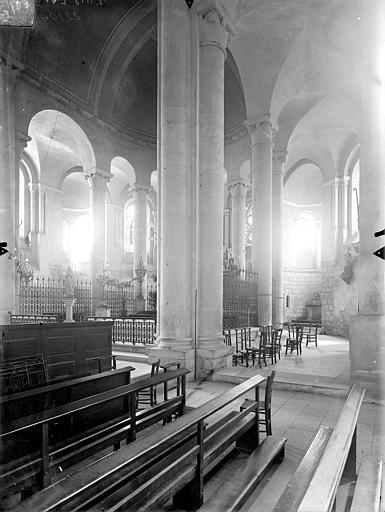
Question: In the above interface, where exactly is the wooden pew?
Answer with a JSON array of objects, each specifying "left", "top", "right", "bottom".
[
  {"left": 10, "top": 374, "right": 287, "bottom": 512},
  {"left": 1, "top": 365, "right": 134, "bottom": 423},
  {"left": 1, "top": 368, "right": 188, "bottom": 502},
  {"left": 291, "top": 384, "right": 365, "bottom": 512},
  {"left": 273, "top": 426, "right": 333, "bottom": 512},
  {"left": 350, "top": 456, "right": 383, "bottom": 512}
]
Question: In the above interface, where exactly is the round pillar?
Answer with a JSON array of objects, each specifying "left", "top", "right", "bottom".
[
  {"left": 245, "top": 115, "right": 275, "bottom": 326},
  {"left": 156, "top": 0, "right": 193, "bottom": 351},
  {"left": 229, "top": 181, "right": 248, "bottom": 269},
  {"left": 350, "top": 0, "right": 385, "bottom": 399},
  {"left": 197, "top": 8, "right": 230, "bottom": 350},
  {"left": 87, "top": 171, "right": 109, "bottom": 310},
  {"left": 0, "top": 61, "right": 18, "bottom": 323},
  {"left": 272, "top": 150, "right": 287, "bottom": 327}
]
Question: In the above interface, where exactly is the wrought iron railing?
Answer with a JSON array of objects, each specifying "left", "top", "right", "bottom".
[
  {"left": 86, "top": 317, "right": 156, "bottom": 345},
  {"left": 19, "top": 277, "right": 92, "bottom": 317},
  {"left": 102, "top": 282, "right": 135, "bottom": 317},
  {"left": 223, "top": 267, "right": 258, "bottom": 329},
  {"left": 18, "top": 277, "right": 138, "bottom": 318}
]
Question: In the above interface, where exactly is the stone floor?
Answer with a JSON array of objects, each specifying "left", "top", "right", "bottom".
[{"left": 115, "top": 334, "right": 384, "bottom": 511}]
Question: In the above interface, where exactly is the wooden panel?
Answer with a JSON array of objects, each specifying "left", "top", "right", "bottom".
[
  {"left": 1, "top": 338, "right": 38, "bottom": 358},
  {"left": 48, "top": 361, "right": 76, "bottom": 380},
  {"left": 45, "top": 336, "right": 76, "bottom": 355},
  {"left": 0, "top": 322, "right": 112, "bottom": 381}
]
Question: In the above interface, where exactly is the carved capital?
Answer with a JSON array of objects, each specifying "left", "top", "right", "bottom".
[
  {"left": 244, "top": 114, "right": 277, "bottom": 146},
  {"left": 199, "top": 7, "right": 232, "bottom": 56},
  {"left": 131, "top": 183, "right": 151, "bottom": 195},
  {"left": 228, "top": 180, "right": 250, "bottom": 197},
  {"left": 16, "top": 131, "right": 31, "bottom": 158},
  {"left": 85, "top": 170, "right": 111, "bottom": 189}
]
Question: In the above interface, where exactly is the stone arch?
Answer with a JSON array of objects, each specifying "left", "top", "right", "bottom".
[{"left": 28, "top": 110, "right": 96, "bottom": 186}]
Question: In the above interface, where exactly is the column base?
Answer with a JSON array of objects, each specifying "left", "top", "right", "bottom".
[
  {"left": 147, "top": 341, "right": 234, "bottom": 381},
  {"left": 350, "top": 314, "right": 385, "bottom": 401},
  {"left": 196, "top": 345, "right": 234, "bottom": 381},
  {"left": 147, "top": 345, "right": 196, "bottom": 379}
]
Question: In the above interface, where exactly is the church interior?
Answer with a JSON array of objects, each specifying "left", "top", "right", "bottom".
[{"left": 1, "top": 0, "right": 385, "bottom": 510}]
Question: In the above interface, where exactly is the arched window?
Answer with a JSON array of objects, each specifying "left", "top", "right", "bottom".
[
  {"left": 290, "top": 211, "right": 317, "bottom": 269},
  {"left": 124, "top": 203, "right": 134, "bottom": 253},
  {"left": 70, "top": 215, "right": 92, "bottom": 269}
]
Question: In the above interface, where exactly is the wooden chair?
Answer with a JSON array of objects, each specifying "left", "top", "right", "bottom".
[
  {"left": 273, "top": 328, "right": 283, "bottom": 360},
  {"left": 223, "top": 329, "right": 232, "bottom": 346},
  {"left": 241, "top": 370, "right": 275, "bottom": 436},
  {"left": 285, "top": 325, "right": 304, "bottom": 355},
  {"left": 232, "top": 328, "right": 250, "bottom": 367},
  {"left": 259, "top": 370, "right": 275, "bottom": 435},
  {"left": 305, "top": 323, "right": 319, "bottom": 347},
  {"left": 136, "top": 359, "right": 160, "bottom": 408},
  {"left": 249, "top": 331, "right": 267, "bottom": 368}
]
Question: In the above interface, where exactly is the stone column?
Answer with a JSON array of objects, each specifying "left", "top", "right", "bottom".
[
  {"left": 196, "top": 6, "right": 233, "bottom": 375},
  {"left": 228, "top": 181, "right": 248, "bottom": 269},
  {"left": 0, "top": 60, "right": 18, "bottom": 323},
  {"left": 132, "top": 184, "right": 148, "bottom": 307},
  {"left": 350, "top": 0, "right": 385, "bottom": 400},
  {"left": 272, "top": 150, "right": 287, "bottom": 327},
  {"left": 245, "top": 115, "right": 275, "bottom": 326},
  {"left": 334, "top": 176, "right": 350, "bottom": 258},
  {"left": 148, "top": 0, "right": 194, "bottom": 368},
  {"left": 86, "top": 170, "right": 109, "bottom": 311},
  {"left": 223, "top": 208, "right": 230, "bottom": 249},
  {"left": 331, "top": 178, "right": 339, "bottom": 257},
  {"left": 132, "top": 184, "right": 148, "bottom": 269}
]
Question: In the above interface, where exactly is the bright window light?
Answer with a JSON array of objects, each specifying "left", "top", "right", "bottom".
[{"left": 71, "top": 215, "right": 92, "bottom": 265}]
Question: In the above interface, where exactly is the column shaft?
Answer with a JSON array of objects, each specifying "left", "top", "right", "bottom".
[
  {"left": 197, "top": 9, "right": 229, "bottom": 348},
  {"left": 87, "top": 171, "right": 108, "bottom": 309},
  {"left": 0, "top": 62, "right": 17, "bottom": 323},
  {"left": 272, "top": 150, "right": 286, "bottom": 327},
  {"left": 157, "top": 0, "right": 192, "bottom": 349},
  {"left": 350, "top": 0, "right": 385, "bottom": 399},
  {"left": 229, "top": 181, "right": 248, "bottom": 269},
  {"left": 246, "top": 116, "right": 275, "bottom": 325}
]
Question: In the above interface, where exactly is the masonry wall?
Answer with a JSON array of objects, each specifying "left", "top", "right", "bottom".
[
  {"left": 283, "top": 262, "right": 359, "bottom": 337},
  {"left": 321, "top": 260, "right": 359, "bottom": 337},
  {"left": 283, "top": 270, "right": 322, "bottom": 323}
]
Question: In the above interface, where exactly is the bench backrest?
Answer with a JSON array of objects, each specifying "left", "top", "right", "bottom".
[
  {"left": 1, "top": 365, "right": 134, "bottom": 423},
  {"left": 11, "top": 374, "right": 265, "bottom": 512},
  {"left": 298, "top": 385, "right": 365, "bottom": 512}
]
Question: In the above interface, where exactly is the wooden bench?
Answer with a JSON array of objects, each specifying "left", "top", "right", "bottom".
[
  {"left": 1, "top": 365, "right": 134, "bottom": 423},
  {"left": 10, "top": 374, "right": 286, "bottom": 512},
  {"left": 273, "top": 425, "right": 333, "bottom": 512},
  {"left": 350, "top": 456, "right": 383, "bottom": 512},
  {"left": 274, "top": 384, "right": 365, "bottom": 512},
  {"left": 1, "top": 368, "right": 188, "bottom": 502}
]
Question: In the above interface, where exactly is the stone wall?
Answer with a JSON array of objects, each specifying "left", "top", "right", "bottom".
[
  {"left": 283, "top": 270, "right": 322, "bottom": 323},
  {"left": 321, "top": 260, "right": 359, "bottom": 337},
  {"left": 283, "top": 262, "right": 359, "bottom": 337}
]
